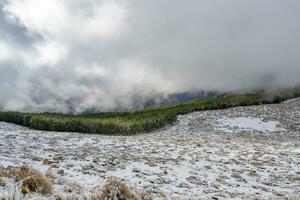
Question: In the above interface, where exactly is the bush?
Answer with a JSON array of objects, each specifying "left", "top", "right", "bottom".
[{"left": 0, "top": 88, "right": 299, "bottom": 135}]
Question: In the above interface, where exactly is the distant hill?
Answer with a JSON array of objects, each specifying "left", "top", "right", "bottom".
[
  {"left": 144, "top": 90, "right": 218, "bottom": 107},
  {"left": 81, "top": 90, "right": 218, "bottom": 114},
  {"left": 1, "top": 90, "right": 299, "bottom": 135}
]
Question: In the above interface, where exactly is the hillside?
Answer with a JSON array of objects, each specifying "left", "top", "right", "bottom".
[
  {"left": 0, "top": 87, "right": 299, "bottom": 135},
  {"left": 0, "top": 95, "right": 299, "bottom": 199}
]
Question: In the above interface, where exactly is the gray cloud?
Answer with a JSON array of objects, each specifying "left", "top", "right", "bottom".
[{"left": 0, "top": 0, "right": 300, "bottom": 113}]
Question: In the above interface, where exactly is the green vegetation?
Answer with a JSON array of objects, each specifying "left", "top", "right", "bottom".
[{"left": 0, "top": 88, "right": 299, "bottom": 135}]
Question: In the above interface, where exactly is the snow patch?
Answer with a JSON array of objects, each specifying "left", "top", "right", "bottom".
[{"left": 217, "top": 117, "right": 285, "bottom": 132}]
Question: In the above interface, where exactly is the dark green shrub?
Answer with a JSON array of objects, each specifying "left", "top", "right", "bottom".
[{"left": 0, "top": 88, "right": 298, "bottom": 135}]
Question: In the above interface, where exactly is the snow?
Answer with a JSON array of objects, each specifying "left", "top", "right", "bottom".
[
  {"left": 0, "top": 98, "right": 299, "bottom": 199},
  {"left": 217, "top": 117, "right": 285, "bottom": 132}
]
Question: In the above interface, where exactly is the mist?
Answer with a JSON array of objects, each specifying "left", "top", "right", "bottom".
[{"left": 0, "top": 0, "right": 300, "bottom": 113}]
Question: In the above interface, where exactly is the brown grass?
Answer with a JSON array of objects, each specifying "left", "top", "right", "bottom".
[
  {"left": 0, "top": 165, "right": 52, "bottom": 196},
  {"left": 55, "top": 179, "right": 150, "bottom": 200},
  {"left": 1, "top": 165, "right": 299, "bottom": 200},
  {"left": 91, "top": 179, "right": 140, "bottom": 200},
  {"left": 17, "top": 166, "right": 52, "bottom": 195},
  {"left": 0, "top": 166, "right": 18, "bottom": 178},
  {"left": 55, "top": 194, "right": 87, "bottom": 200}
]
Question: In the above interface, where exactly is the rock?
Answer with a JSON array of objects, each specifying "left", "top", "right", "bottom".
[
  {"left": 177, "top": 182, "right": 190, "bottom": 188},
  {"left": 186, "top": 176, "right": 207, "bottom": 186},
  {"left": 58, "top": 170, "right": 64, "bottom": 176},
  {"left": 132, "top": 168, "right": 140, "bottom": 173},
  {"left": 53, "top": 155, "right": 64, "bottom": 161}
]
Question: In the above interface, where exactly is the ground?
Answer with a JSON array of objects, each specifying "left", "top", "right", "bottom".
[{"left": 0, "top": 98, "right": 299, "bottom": 199}]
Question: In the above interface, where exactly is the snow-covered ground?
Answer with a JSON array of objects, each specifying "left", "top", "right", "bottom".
[
  {"left": 0, "top": 98, "right": 300, "bottom": 199},
  {"left": 217, "top": 117, "right": 285, "bottom": 132}
]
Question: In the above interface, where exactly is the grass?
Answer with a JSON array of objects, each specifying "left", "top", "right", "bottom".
[
  {"left": 0, "top": 165, "right": 52, "bottom": 199},
  {"left": 0, "top": 165, "right": 142, "bottom": 200},
  {"left": 0, "top": 165, "right": 299, "bottom": 200},
  {"left": 0, "top": 87, "right": 299, "bottom": 135},
  {"left": 91, "top": 179, "right": 140, "bottom": 200}
]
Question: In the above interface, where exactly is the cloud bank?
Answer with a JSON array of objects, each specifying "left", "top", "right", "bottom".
[{"left": 0, "top": 0, "right": 300, "bottom": 113}]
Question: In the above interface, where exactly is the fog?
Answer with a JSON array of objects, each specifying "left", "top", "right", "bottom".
[{"left": 0, "top": 0, "right": 300, "bottom": 113}]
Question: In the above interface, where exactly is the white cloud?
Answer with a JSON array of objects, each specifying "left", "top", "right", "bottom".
[
  {"left": 82, "top": 2, "right": 127, "bottom": 38},
  {"left": 0, "top": 0, "right": 300, "bottom": 112},
  {"left": 116, "top": 60, "right": 180, "bottom": 94},
  {"left": 4, "top": 0, "right": 126, "bottom": 40},
  {"left": 3, "top": 0, "right": 68, "bottom": 37},
  {"left": 34, "top": 41, "right": 68, "bottom": 66},
  {"left": 0, "top": 41, "right": 12, "bottom": 61}
]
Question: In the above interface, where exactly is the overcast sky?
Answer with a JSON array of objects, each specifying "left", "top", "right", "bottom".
[{"left": 0, "top": 0, "right": 300, "bottom": 113}]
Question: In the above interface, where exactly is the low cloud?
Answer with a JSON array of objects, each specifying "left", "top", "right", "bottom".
[{"left": 0, "top": 0, "right": 300, "bottom": 113}]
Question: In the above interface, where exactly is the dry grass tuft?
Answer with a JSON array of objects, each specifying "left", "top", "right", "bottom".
[
  {"left": 20, "top": 175, "right": 52, "bottom": 195},
  {"left": 54, "top": 194, "right": 86, "bottom": 200},
  {"left": 0, "top": 165, "right": 52, "bottom": 196},
  {"left": 0, "top": 166, "right": 19, "bottom": 178},
  {"left": 91, "top": 179, "right": 140, "bottom": 200},
  {"left": 15, "top": 165, "right": 52, "bottom": 195},
  {"left": 55, "top": 179, "right": 153, "bottom": 200},
  {"left": 15, "top": 165, "right": 38, "bottom": 181}
]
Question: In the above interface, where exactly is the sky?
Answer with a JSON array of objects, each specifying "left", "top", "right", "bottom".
[{"left": 0, "top": 0, "right": 300, "bottom": 113}]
